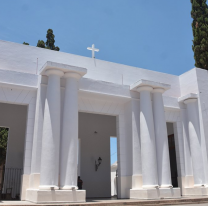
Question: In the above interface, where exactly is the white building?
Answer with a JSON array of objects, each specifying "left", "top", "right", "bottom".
[
  {"left": 111, "top": 161, "right": 117, "bottom": 196},
  {"left": 1, "top": 40, "right": 208, "bottom": 203}
]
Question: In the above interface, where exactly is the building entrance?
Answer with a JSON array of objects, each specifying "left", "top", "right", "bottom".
[
  {"left": 166, "top": 123, "right": 178, "bottom": 187},
  {"left": 78, "top": 112, "right": 116, "bottom": 198},
  {"left": 0, "top": 103, "right": 27, "bottom": 200}
]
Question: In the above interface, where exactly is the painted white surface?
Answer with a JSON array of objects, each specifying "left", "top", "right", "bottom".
[
  {"left": 87, "top": 44, "right": 99, "bottom": 58},
  {"left": 184, "top": 99, "right": 204, "bottom": 186},
  {"left": 195, "top": 68, "right": 208, "bottom": 185},
  {"left": 130, "top": 188, "right": 181, "bottom": 199},
  {"left": 179, "top": 69, "right": 198, "bottom": 97},
  {"left": 139, "top": 86, "right": 158, "bottom": 188},
  {"left": 0, "top": 103, "right": 27, "bottom": 168},
  {"left": 30, "top": 80, "right": 46, "bottom": 174},
  {"left": 0, "top": 84, "right": 36, "bottom": 174},
  {"left": 40, "top": 69, "right": 63, "bottom": 189},
  {"left": 1, "top": 40, "right": 208, "bottom": 201},
  {"left": 153, "top": 89, "right": 172, "bottom": 187},
  {"left": 60, "top": 72, "right": 82, "bottom": 189},
  {"left": 26, "top": 189, "right": 86, "bottom": 203},
  {"left": 0, "top": 40, "right": 180, "bottom": 97},
  {"left": 131, "top": 99, "right": 142, "bottom": 177}
]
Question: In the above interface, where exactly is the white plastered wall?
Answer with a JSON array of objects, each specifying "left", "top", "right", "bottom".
[
  {"left": 0, "top": 84, "right": 37, "bottom": 174},
  {"left": 165, "top": 107, "right": 195, "bottom": 193},
  {"left": 0, "top": 40, "right": 180, "bottom": 98},
  {"left": 195, "top": 68, "right": 208, "bottom": 184},
  {"left": 179, "top": 68, "right": 208, "bottom": 186},
  {"left": 0, "top": 84, "right": 37, "bottom": 201},
  {"left": 0, "top": 103, "right": 27, "bottom": 169}
]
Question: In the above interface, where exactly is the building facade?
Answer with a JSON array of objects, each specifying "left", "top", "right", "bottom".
[{"left": 1, "top": 40, "right": 208, "bottom": 203}]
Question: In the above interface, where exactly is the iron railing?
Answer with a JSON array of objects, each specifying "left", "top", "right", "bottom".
[{"left": 0, "top": 168, "right": 23, "bottom": 200}]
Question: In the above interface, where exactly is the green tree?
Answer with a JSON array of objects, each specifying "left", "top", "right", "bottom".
[
  {"left": 36, "top": 29, "right": 60, "bottom": 51},
  {"left": 45, "top": 29, "right": 60, "bottom": 51},
  {"left": 191, "top": 0, "right": 208, "bottom": 69},
  {"left": 0, "top": 128, "right": 9, "bottom": 166},
  {"left": 37, "top": 40, "right": 45, "bottom": 48},
  {"left": 23, "top": 42, "right": 29, "bottom": 45}
]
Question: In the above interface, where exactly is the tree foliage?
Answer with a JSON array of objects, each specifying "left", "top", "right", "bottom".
[
  {"left": 191, "top": 0, "right": 208, "bottom": 69},
  {"left": 23, "top": 42, "right": 29, "bottom": 45},
  {"left": 37, "top": 40, "right": 46, "bottom": 48},
  {"left": 0, "top": 128, "right": 8, "bottom": 166},
  {"left": 24, "top": 29, "right": 60, "bottom": 51},
  {"left": 36, "top": 29, "right": 60, "bottom": 51}
]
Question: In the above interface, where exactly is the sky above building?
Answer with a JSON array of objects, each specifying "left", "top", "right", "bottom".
[{"left": 0, "top": 0, "right": 194, "bottom": 76}]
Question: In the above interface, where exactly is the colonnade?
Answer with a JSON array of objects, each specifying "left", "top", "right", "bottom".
[
  {"left": 39, "top": 68, "right": 83, "bottom": 190},
  {"left": 137, "top": 82, "right": 205, "bottom": 188},
  {"left": 37, "top": 70, "right": 204, "bottom": 190}
]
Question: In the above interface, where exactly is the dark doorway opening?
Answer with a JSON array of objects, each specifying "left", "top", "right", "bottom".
[
  {"left": 166, "top": 123, "right": 178, "bottom": 188},
  {"left": 0, "top": 102, "right": 27, "bottom": 201}
]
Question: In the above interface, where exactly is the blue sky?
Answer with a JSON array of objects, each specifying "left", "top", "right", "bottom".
[
  {"left": 110, "top": 138, "right": 117, "bottom": 165},
  {"left": 0, "top": 0, "right": 194, "bottom": 76}
]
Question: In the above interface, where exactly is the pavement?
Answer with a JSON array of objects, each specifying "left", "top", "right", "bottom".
[{"left": 1, "top": 196, "right": 208, "bottom": 206}]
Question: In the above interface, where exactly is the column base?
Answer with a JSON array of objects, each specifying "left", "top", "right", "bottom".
[
  {"left": 26, "top": 189, "right": 86, "bottom": 203},
  {"left": 60, "top": 185, "right": 78, "bottom": 190},
  {"left": 130, "top": 188, "right": 181, "bottom": 199},
  {"left": 20, "top": 174, "right": 30, "bottom": 201},
  {"left": 182, "top": 187, "right": 208, "bottom": 196},
  {"left": 39, "top": 185, "right": 59, "bottom": 190}
]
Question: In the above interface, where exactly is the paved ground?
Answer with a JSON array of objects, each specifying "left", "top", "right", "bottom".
[{"left": 1, "top": 196, "right": 208, "bottom": 206}]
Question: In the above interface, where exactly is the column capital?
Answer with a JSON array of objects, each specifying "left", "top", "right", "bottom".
[
  {"left": 153, "top": 88, "right": 165, "bottom": 93},
  {"left": 130, "top": 79, "right": 170, "bottom": 93},
  {"left": 40, "top": 61, "right": 87, "bottom": 77},
  {"left": 64, "top": 72, "right": 82, "bottom": 80},
  {"left": 45, "top": 69, "right": 64, "bottom": 77},
  {"left": 137, "top": 86, "right": 153, "bottom": 92},
  {"left": 178, "top": 93, "right": 198, "bottom": 103},
  {"left": 184, "top": 98, "right": 197, "bottom": 104}
]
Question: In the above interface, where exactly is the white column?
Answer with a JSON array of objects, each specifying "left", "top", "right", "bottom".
[
  {"left": 39, "top": 69, "right": 64, "bottom": 189},
  {"left": 60, "top": 72, "right": 81, "bottom": 189},
  {"left": 139, "top": 86, "right": 158, "bottom": 188},
  {"left": 184, "top": 98, "right": 205, "bottom": 186},
  {"left": 153, "top": 88, "right": 172, "bottom": 188}
]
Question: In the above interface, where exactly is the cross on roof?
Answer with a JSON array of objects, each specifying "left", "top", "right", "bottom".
[{"left": 87, "top": 44, "right": 99, "bottom": 58}]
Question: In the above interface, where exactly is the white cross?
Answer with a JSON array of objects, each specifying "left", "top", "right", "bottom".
[{"left": 87, "top": 44, "right": 99, "bottom": 58}]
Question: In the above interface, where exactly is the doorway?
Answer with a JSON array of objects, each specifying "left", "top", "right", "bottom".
[
  {"left": 78, "top": 112, "right": 117, "bottom": 198},
  {"left": 0, "top": 103, "right": 27, "bottom": 200},
  {"left": 166, "top": 122, "right": 178, "bottom": 187}
]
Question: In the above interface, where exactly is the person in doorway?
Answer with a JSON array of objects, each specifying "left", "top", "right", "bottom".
[{"left": 77, "top": 176, "right": 83, "bottom": 190}]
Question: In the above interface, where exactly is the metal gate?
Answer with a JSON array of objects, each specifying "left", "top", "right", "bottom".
[{"left": 0, "top": 168, "right": 23, "bottom": 200}]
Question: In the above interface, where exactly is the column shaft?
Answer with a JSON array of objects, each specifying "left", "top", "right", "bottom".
[
  {"left": 139, "top": 86, "right": 158, "bottom": 188},
  {"left": 40, "top": 69, "right": 63, "bottom": 189},
  {"left": 31, "top": 80, "right": 46, "bottom": 174},
  {"left": 60, "top": 73, "right": 80, "bottom": 189},
  {"left": 184, "top": 99, "right": 204, "bottom": 186},
  {"left": 153, "top": 89, "right": 172, "bottom": 187}
]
